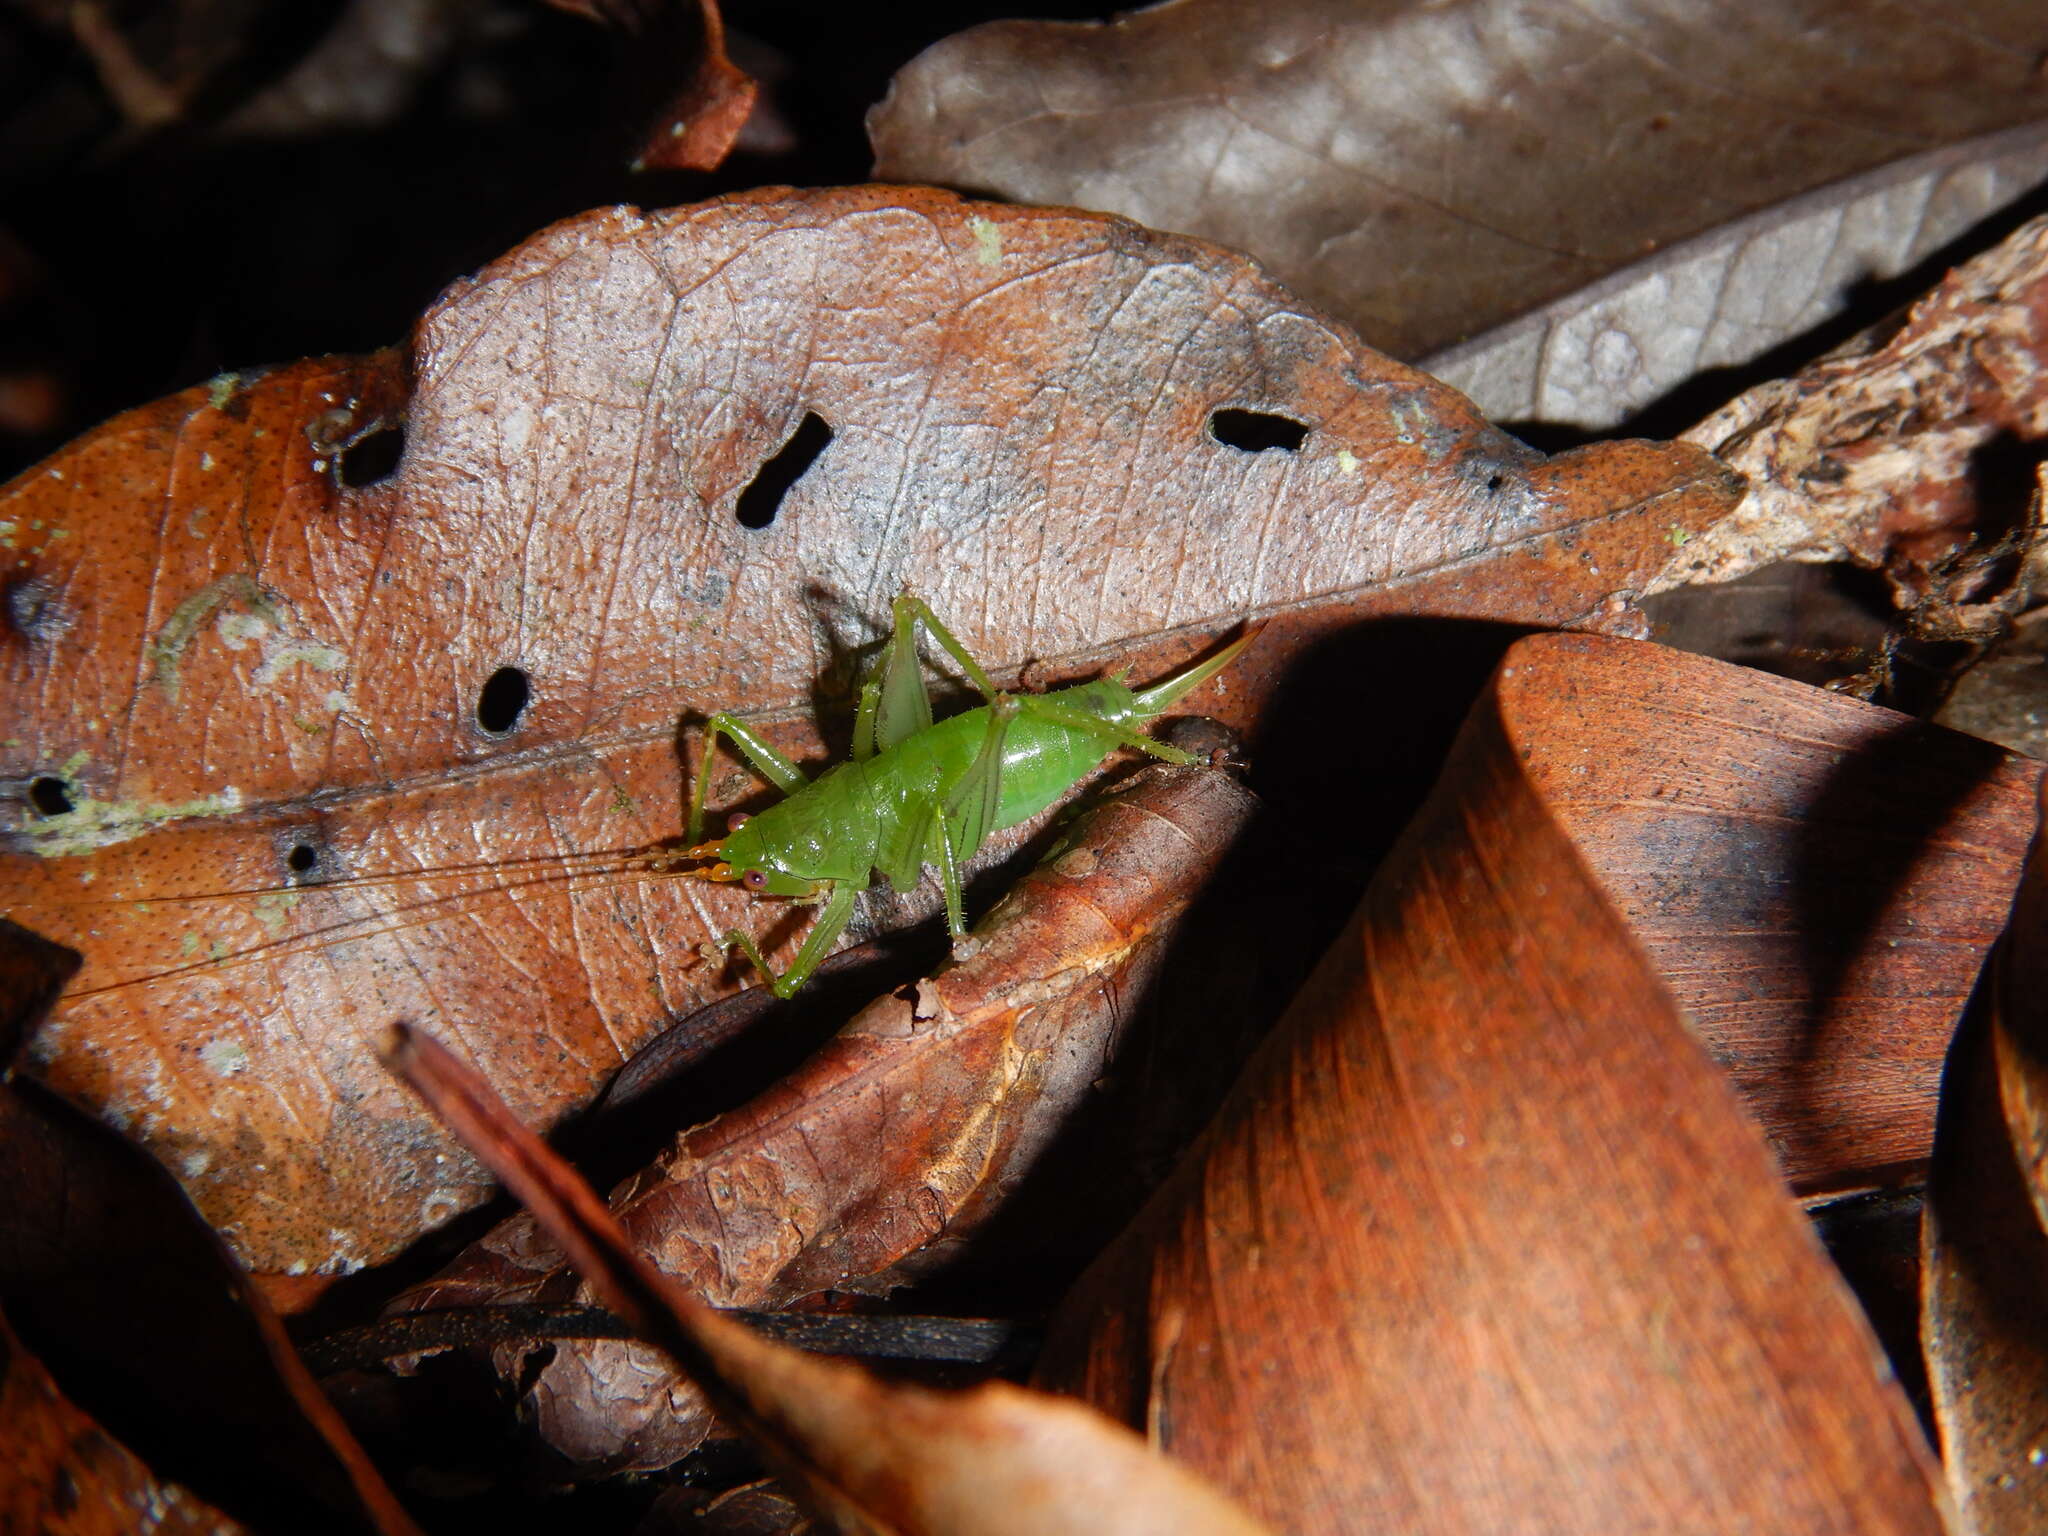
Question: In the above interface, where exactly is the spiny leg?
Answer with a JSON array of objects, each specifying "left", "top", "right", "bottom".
[
  {"left": 724, "top": 881, "right": 861, "bottom": 1000},
  {"left": 1013, "top": 695, "right": 1199, "bottom": 764},
  {"left": 688, "top": 712, "right": 809, "bottom": 845}
]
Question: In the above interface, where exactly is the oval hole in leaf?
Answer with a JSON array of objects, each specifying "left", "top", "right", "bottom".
[
  {"left": 735, "top": 411, "right": 833, "bottom": 530},
  {"left": 1208, "top": 408, "right": 1309, "bottom": 453},
  {"left": 285, "top": 843, "right": 319, "bottom": 876},
  {"left": 28, "top": 776, "right": 72, "bottom": 815},
  {"left": 337, "top": 423, "right": 406, "bottom": 488},
  {"left": 475, "top": 666, "right": 531, "bottom": 736}
]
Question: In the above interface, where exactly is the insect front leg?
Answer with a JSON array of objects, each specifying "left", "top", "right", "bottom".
[
  {"left": 723, "top": 880, "right": 861, "bottom": 999},
  {"left": 688, "top": 712, "right": 810, "bottom": 844}
]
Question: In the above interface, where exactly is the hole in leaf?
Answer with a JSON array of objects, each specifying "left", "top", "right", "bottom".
[
  {"left": 1209, "top": 409, "right": 1309, "bottom": 454},
  {"left": 337, "top": 423, "right": 406, "bottom": 488},
  {"left": 476, "top": 666, "right": 530, "bottom": 735},
  {"left": 29, "top": 776, "right": 73, "bottom": 815},
  {"left": 735, "top": 411, "right": 833, "bottom": 529},
  {"left": 286, "top": 843, "right": 319, "bottom": 875}
]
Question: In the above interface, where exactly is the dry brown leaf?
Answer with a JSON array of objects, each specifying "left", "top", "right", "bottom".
[
  {"left": 1034, "top": 630, "right": 1950, "bottom": 1534},
  {"left": 1514, "top": 632, "right": 2038, "bottom": 1189},
  {"left": 0, "top": 917, "right": 420, "bottom": 1535},
  {"left": 386, "top": 1024, "right": 1274, "bottom": 1536},
  {"left": 1920, "top": 772, "right": 2048, "bottom": 1532},
  {"left": 0, "top": 1306, "right": 252, "bottom": 1536},
  {"left": 1427, "top": 122, "right": 2048, "bottom": 432},
  {"left": 870, "top": 0, "right": 2048, "bottom": 360},
  {"left": 0, "top": 186, "right": 1737, "bottom": 1276},
  {"left": 0, "top": 1076, "right": 422, "bottom": 1536},
  {"left": 1655, "top": 212, "right": 2048, "bottom": 598},
  {"left": 394, "top": 756, "right": 1258, "bottom": 1472},
  {"left": 546, "top": 0, "right": 759, "bottom": 173}
]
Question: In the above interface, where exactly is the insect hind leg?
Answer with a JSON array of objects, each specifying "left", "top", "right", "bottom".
[
  {"left": 855, "top": 593, "right": 1006, "bottom": 760},
  {"left": 1013, "top": 696, "right": 1198, "bottom": 764}
]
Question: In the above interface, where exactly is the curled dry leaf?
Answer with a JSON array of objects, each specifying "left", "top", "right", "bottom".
[
  {"left": 870, "top": 0, "right": 2048, "bottom": 359},
  {"left": 547, "top": 0, "right": 759, "bottom": 173},
  {"left": 1034, "top": 631, "right": 1950, "bottom": 1534},
  {"left": 386, "top": 1025, "right": 1274, "bottom": 1536},
  {"left": 0, "top": 1080, "right": 422, "bottom": 1536},
  {"left": 1922, "top": 773, "right": 2048, "bottom": 1531},
  {"left": 396, "top": 757, "right": 1258, "bottom": 1472},
  {"left": 1654, "top": 212, "right": 2048, "bottom": 599},
  {"left": 0, "top": 186, "right": 1737, "bottom": 1276},
  {"left": 1427, "top": 122, "right": 2048, "bottom": 432},
  {"left": 0, "top": 922, "right": 421, "bottom": 1536},
  {"left": 0, "top": 1307, "right": 251, "bottom": 1536},
  {"left": 1513, "top": 632, "right": 2038, "bottom": 1189}
]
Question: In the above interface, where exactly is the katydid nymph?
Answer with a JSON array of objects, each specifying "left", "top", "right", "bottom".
[{"left": 673, "top": 595, "right": 1254, "bottom": 998}]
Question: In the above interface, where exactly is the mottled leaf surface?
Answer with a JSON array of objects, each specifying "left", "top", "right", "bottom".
[{"left": 0, "top": 186, "right": 1734, "bottom": 1275}]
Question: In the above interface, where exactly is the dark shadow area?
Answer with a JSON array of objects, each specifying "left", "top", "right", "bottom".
[
  {"left": 1808, "top": 1183, "right": 1932, "bottom": 1439},
  {"left": 1791, "top": 716, "right": 2016, "bottom": 1065},
  {"left": 0, "top": 1077, "right": 383, "bottom": 1536},
  {"left": 1249, "top": 615, "right": 1538, "bottom": 882}
]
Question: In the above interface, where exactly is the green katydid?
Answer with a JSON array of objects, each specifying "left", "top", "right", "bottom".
[{"left": 674, "top": 595, "right": 1254, "bottom": 998}]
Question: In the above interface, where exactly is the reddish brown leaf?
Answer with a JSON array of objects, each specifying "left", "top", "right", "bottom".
[
  {"left": 870, "top": 0, "right": 2048, "bottom": 359},
  {"left": 1034, "top": 631, "right": 1949, "bottom": 1533},
  {"left": 1512, "top": 631, "right": 2038, "bottom": 1189},
  {"left": 0, "top": 1307, "right": 252, "bottom": 1536},
  {"left": 386, "top": 1024, "right": 1274, "bottom": 1536},
  {"left": 0, "top": 917, "right": 416, "bottom": 1532},
  {"left": 637, "top": 0, "right": 759, "bottom": 174},
  {"left": 1922, "top": 773, "right": 2048, "bottom": 1530},
  {"left": 395, "top": 756, "right": 1258, "bottom": 1472},
  {"left": 547, "top": 0, "right": 759, "bottom": 172},
  {"left": 1656, "top": 213, "right": 2048, "bottom": 599},
  {"left": 0, "top": 187, "right": 1738, "bottom": 1276}
]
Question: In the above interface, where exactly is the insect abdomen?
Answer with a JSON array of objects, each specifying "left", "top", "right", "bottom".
[{"left": 989, "top": 680, "right": 1142, "bottom": 831}]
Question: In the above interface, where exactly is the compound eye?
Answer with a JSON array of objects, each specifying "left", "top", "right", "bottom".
[
  {"left": 727, "top": 811, "right": 751, "bottom": 832},
  {"left": 742, "top": 869, "right": 768, "bottom": 890}
]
